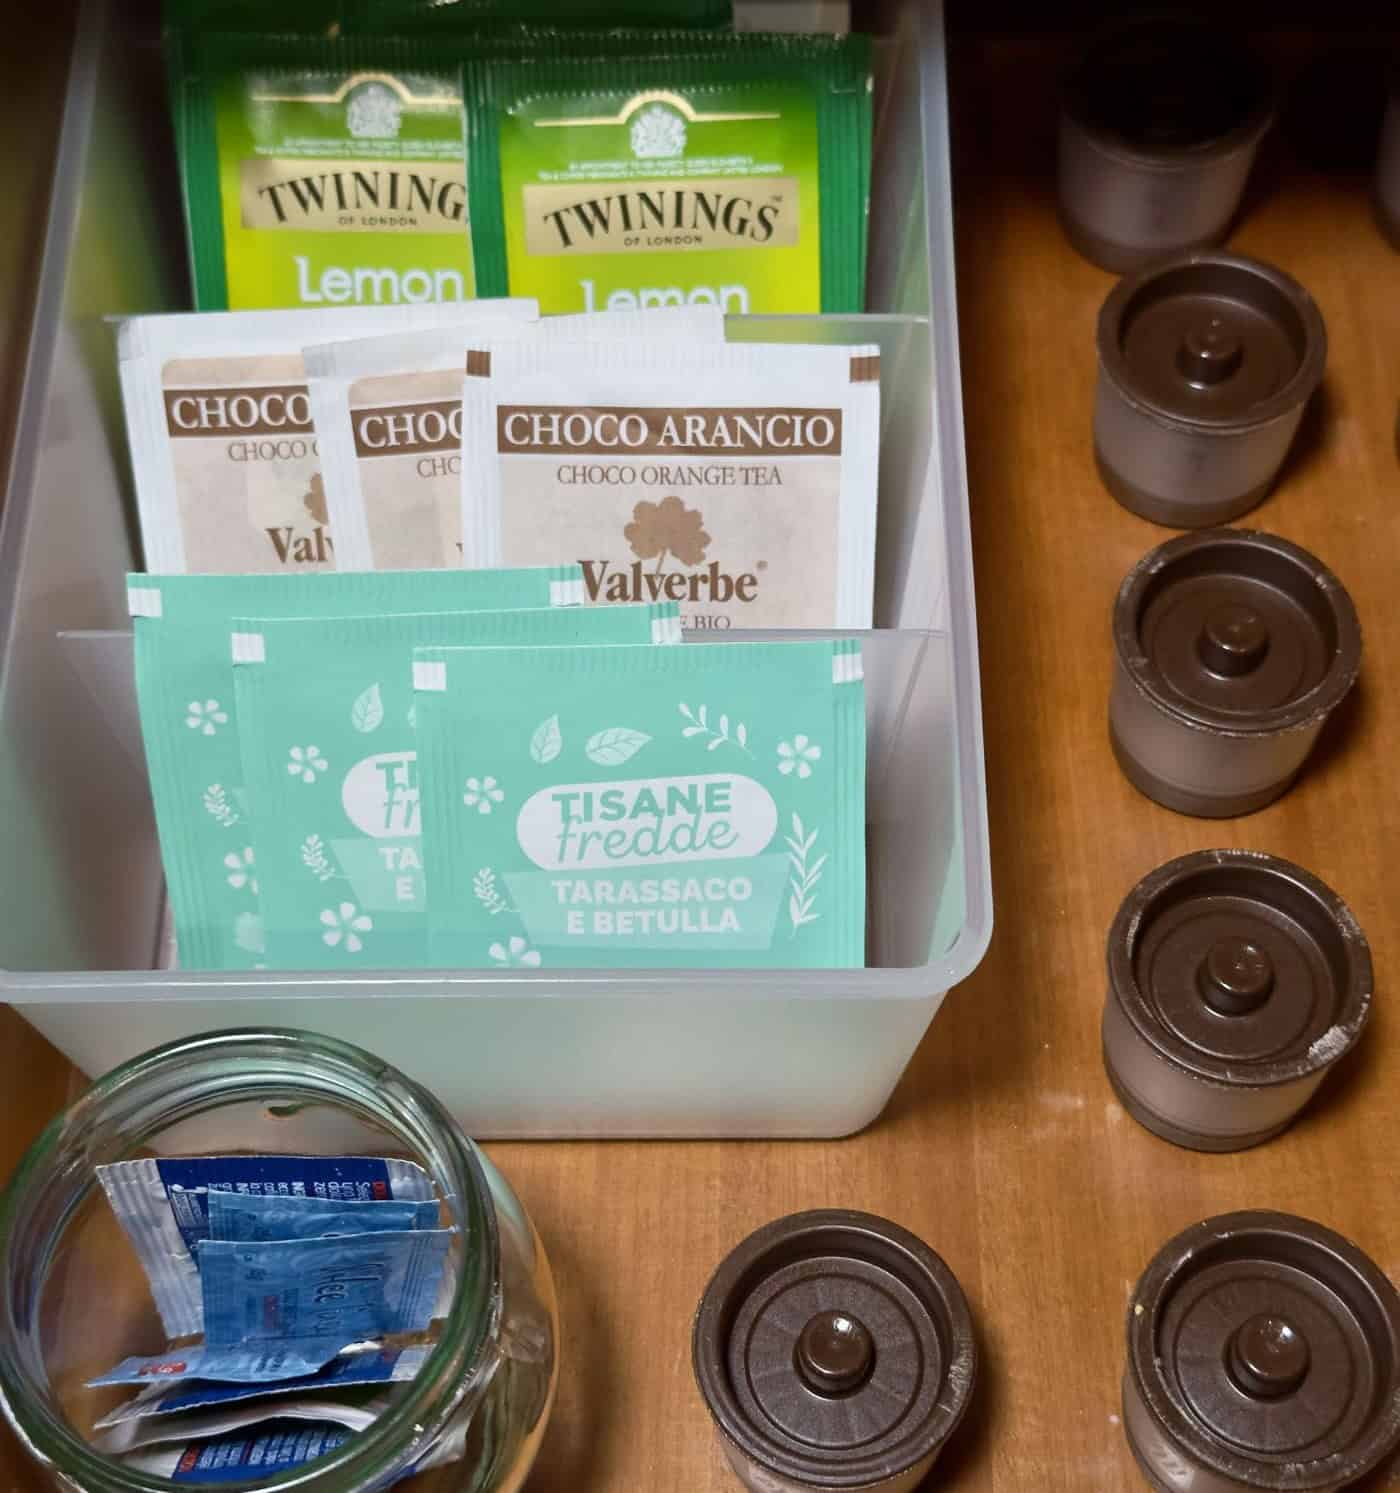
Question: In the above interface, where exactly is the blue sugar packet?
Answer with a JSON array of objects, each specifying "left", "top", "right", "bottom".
[
  {"left": 98, "top": 1155, "right": 436, "bottom": 1339},
  {"left": 89, "top": 1341, "right": 346, "bottom": 1388},
  {"left": 95, "top": 1348, "right": 427, "bottom": 1428},
  {"left": 100, "top": 1391, "right": 395, "bottom": 1455},
  {"left": 123, "top": 1423, "right": 352, "bottom": 1482},
  {"left": 200, "top": 1230, "right": 453, "bottom": 1347},
  {"left": 207, "top": 1190, "right": 440, "bottom": 1243}
]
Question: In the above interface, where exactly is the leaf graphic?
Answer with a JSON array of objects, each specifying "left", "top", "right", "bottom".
[
  {"left": 707, "top": 736, "right": 724, "bottom": 752},
  {"left": 530, "top": 714, "right": 563, "bottom": 765},
  {"left": 406, "top": 704, "right": 417, "bottom": 730},
  {"left": 737, "top": 723, "right": 748, "bottom": 748},
  {"left": 586, "top": 727, "right": 651, "bottom": 766},
  {"left": 351, "top": 683, "right": 384, "bottom": 734}
]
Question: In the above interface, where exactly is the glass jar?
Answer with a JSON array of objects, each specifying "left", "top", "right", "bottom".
[{"left": 0, "top": 1028, "right": 558, "bottom": 1493}]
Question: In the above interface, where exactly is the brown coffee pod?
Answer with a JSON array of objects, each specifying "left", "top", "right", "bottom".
[
  {"left": 692, "top": 1210, "right": 976, "bottom": 1493},
  {"left": 1103, "top": 850, "right": 1371, "bottom": 1152},
  {"left": 1111, "top": 529, "right": 1360, "bottom": 818},
  {"left": 1059, "top": 17, "right": 1273, "bottom": 274},
  {"left": 1378, "top": 68, "right": 1400, "bottom": 248},
  {"left": 1124, "top": 1212, "right": 1400, "bottom": 1491},
  {"left": 1095, "top": 253, "right": 1326, "bottom": 528}
]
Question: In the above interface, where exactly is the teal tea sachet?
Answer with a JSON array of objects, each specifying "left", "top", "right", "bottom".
[
  {"left": 414, "top": 638, "right": 866, "bottom": 968},
  {"left": 129, "top": 565, "right": 583, "bottom": 970},
  {"left": 234, "top": 602, "right": 681, "bottom": 968}
]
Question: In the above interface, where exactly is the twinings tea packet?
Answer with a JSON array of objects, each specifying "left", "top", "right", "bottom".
[
  {"left": 460, "top": 338, "right": 880, "bottom": 628},
  {"left": 117, "top": 301, "right": 536, "bottom": 573},
  {"left": 464, "top": 32, "right": 872, "bottom": 314},
  {"left": 414, "top": 638, "right": 866, "bottom": 968},
  {"left": 129, "top": 566, "right": 581, "bottom": 972},
  {"left": 233, "top": 602, "right": 679, "bottom": 968},
  {"left": 307, "top": 304, "right": 724, "bottom": 570},
  {"left": 168, "top": 31, "right": 479, "bottom": 311}
]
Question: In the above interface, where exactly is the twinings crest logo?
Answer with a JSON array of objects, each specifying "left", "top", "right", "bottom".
[
  {"left": 346, "top": 83, "right": 402, "bottom": 140},
  {"left": 630, "top": 104, "right": 686, "bottom": 159}
]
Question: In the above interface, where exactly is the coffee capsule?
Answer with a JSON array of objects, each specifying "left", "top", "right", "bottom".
[
  {"left": 692, "top": 1210, "right": 975, "bottom": 1493},
  {"left": 1096, "top": 253, "right": 1326, "bottom": 527},
  {"left": 1378, "top": 71, "right": 1400, "bottom": 248},
  {"left": 1103, "top": 850, "right": 1371, "bottom": 1152},
  {"left": 1059, "top": 18, "right": 1273, "bottom": 273},
  {"left": 1124, "top": 1212, "right": 1400, "bottom": 1491},
  {"left": 1111, "top": 529, "right": 1360, "bottom": 818}
]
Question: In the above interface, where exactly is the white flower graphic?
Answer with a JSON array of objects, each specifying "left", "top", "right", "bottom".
[
  {"left": 287, "top": 745, "right": 329, "bottom": 784},
  {"left": 630, "top": 103, "right": 686, "bottom": 159},
  {"left": 185, "top": 699, "right": 228, "bottom": 736},
  {"left": 489, "top": 936, "right": 541, "bottom": 968},
  {"left": 463, "top": 775, "right": 505, "bottom": 815},
  {"left": 223, "top": 847, "right": 258, "bottom": 894},
  {"left": 777, "top": 735, "right": 823, "bottom": 779},
  {"left": 320, "top": 901, "right": 372, "bottom": 954}
]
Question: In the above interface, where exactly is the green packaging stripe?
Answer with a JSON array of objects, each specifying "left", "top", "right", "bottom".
[
  {"left": 350, "top": 0, "right": 731, "bottom": 30},
  {"left": 415, "top": 638, "right": 866, "bottom": 969},
  {"left": 129, "top": 564, "right": 581, "bottom": 970},
  {"left": 234, "top": 602, "right": 680, "bottom": 969},
  {"left": 464, "top": 32, "right": 872, "bottom": 316}
]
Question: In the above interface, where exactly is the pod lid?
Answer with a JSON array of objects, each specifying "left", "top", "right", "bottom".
[
  {"left": 1129, "top": 1212, "right": 1400, "bottom": 1487},
  {"left": 1064, "top": 17, "right": 1273, "bottom": 163},
  {"left": 692, "top": 1210, "right": 976, "bottom": 1490},
  {"left": 1108, "top": 850, "right": 1371, "bottom": 1089},
  {"left": 1098, "top": 254, "right": 1325, "bottom": 431},
  {"left": 1114, "top": 529, "right": 1361, "bottom": 735}
]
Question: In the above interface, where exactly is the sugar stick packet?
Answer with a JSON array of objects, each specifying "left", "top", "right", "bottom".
[
  {"left": 90, "top": 1343, "right": 350, "bottom": 1389},
  {"left": 122, "top": 1424, "right": 353, "bottom": 1480},
  {"left": 128, "top": 566, "right": 580, "bottom": 971},
  {"left": 460, "top": 338, "right": 881, "bottom": 628},
  {"left": 98, "top": 1153, "right": 436, "bottom": 1339},
  {"left": 233, "top": 602, "right": 680, "bottom": 969},
  {"left": 117, "top": 301, "right": 537, "bottom": 573},
  {"left": 206, "top": 1190, "right": 440, "bottom": 1242},
  {"left": 414, "top": 638, "right": 866, "bottom": 968},
  {"left": 306, "top": 304, "right": 725, "bottom": 570}
]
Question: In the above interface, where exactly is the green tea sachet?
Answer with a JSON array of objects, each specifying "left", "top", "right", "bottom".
[
  {"left": 169, "top": 30, "right": 479, "bottom": 310},
  {"left": 233, "top": 603, "right": 680, "bottom": 968},
  {"left": 464, "top": 31, "right": 873, "bottom": 314},
  {"left": 118, "top": 301, "right": 536, "bottom": 573},
  {"left": 415, "top": 638, "right": 866, "bottom": 968},
  {"left": 460, "top": 338, "right": 881, "bottom": 627},
  {"left": 129, "top": 565, "right": 582, "bottom": 970},
  {"left": 306, "top": 304, "right": 724, "bottom": 570}
]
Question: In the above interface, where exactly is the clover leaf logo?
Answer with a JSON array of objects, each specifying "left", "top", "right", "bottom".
[{"left": 624, "top": 495, "right": 710, "bottom": 577}]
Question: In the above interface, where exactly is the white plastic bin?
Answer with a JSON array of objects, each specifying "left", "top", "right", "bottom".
[{"left": 0, "top": 0, "right": 990, "bottom": 1138}]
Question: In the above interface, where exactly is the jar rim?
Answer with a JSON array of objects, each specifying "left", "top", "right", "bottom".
[{"left": 0, "top": 1028, "right": 500, "bottom": 1493}]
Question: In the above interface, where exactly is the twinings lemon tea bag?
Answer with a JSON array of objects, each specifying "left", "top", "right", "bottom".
[
  {"left": 129, "top": 565, "right": 580, "bottom": 970},
  {"left": 234, "top": 602, "right": 679, "bottom": 968},
  {"left": 307, "top": 305, "right": 724, "bottom": 570},
  {"left": 168, "top": 30, "right": 482, "bottom": 311},
  {"left": 460, "top": 338, "right": 881, "bottom": 628},
  {"left": 118, "top": 301, "right": 536, "bottom": 573},
  {"left": 414, "top": 638, "right": 866, "bottom": 968},
  {"left": 464, "top": 32, "right": 872, "bottom": 314}
]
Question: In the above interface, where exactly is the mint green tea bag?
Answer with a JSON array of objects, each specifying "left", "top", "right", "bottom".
[
  {"left": 463, "top": 32, "right": 873, "bottom": 315},
  {"left": 233, "top": 602, "right": 681, "bottom": 969},
  {"left": 129, "top": 565, "right": 582, "bottom": 970},
  {"left": 415, "top": 638, "right": 865, "bottom": 968}
]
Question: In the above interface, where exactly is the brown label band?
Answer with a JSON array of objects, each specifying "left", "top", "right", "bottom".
[
  {"left": 465, "top": 349, "right": 491, "bottom": 378},
  {"left": 522, "top": 175, "right": 799, "bottom": 258},
  {"left": 240, "top": 158, "right": 466, "bottom": 234},
  {"left": 163, "top": 385, "right": 313, "bottom": 438},
  {"left": 849, "top": 355, "right": 880, "bottom": 383},
  {"left": 496, "top": 405, "right": 843, "bottom": 457},
  {"left": 352, "top": 398, "right": 462, "bottom": 459}
]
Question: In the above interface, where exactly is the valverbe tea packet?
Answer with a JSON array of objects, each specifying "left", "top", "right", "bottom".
[
  {"left": 464, "top": 31, "right": 872, "bottom": 314},
  {"left": 307, "top": 304, "right": 724, "bottom": 570},
  {"left": 460, "top": 338, "right": 881, "bottom": 628},
  {"left": 233, "top": 602, "right": 679, "bottom": 968},
  {"left": 118, "top": 301, "right": 536, "bottom": 573},
  {"left": 129, "top": 566, "right": 580, "bottom": 972},
  {"left": 414, "top": 638, "right": 866, "bottom": 968}
]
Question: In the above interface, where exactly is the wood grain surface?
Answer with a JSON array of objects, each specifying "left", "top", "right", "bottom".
[{"left": 6, "top": 21, "right": 1400, "bottom": 1493}]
